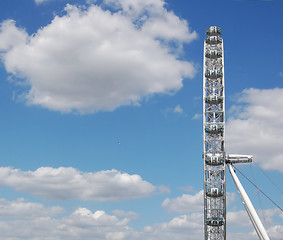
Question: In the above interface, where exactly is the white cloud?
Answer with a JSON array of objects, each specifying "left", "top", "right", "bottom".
[
  {"left": 0, "top": 1, "right": 197, "bottom": 114},
  {"left": 142, "top": 212, "right": 203, "bottom": 240},
  {"left": 104, "top": 0, "right": 165, "bottom": 17},
  {"left": 141, "top": 9, "right": 197, "bottom": 43},
  {"left": 0, "top": 198, "right": 64, "bottom": 219},
  {"left": 227, "top": 208, "right": 282, "bottom": 240},
  {"left": 0, "top": 200, "right": 202, "bottom": 240},
  {"left": 162, "top": 190, "right": 236, "bottom": 213},
  {"left": 173, "top": 104, "right": 183, "bottom": 113},
  {"left": 226, "top": 231, "right": 258, "bottom": 240},
  {"left": 226, "top": 88, "right": 283, "bottom": 172},
  {"left": 0, "top": 167, "right": 162, "bottom": 201},
  {"left": 34, "top": 0, "right": 61, "bottom": 5},
  {"left": 34, "top": 0, "right": 50, "bottom": 4},
  {"left": 0, "top": 20, "right": 28, "bottom": 51},
  {"left": 112, "top": 210, "right": 139, "bottom": 219},
  {"left": 0, "top": 198, "right": 203, "bottom": 240},
  {"left": 227, "top": 209, "right": 252, "bottom": 227},
  {"left": 192, "top": 113, "right": 201, "bottom": 120},
  {"left": 104, "top": 0, "right": 197, "bottom": 43},
  {"left": 162, "top": 191, "right": 203, "bottom": 213},
  {"left": 0, "top": 198, "right": 281, "bottom": 240},
  {"left": 164, "top": 104, "right": 185, "bottom": 115},
  {"left": 0, "top": 204, "right": 139, "bottom": 240},
  {"left": 268, "top": 225, "right": 283, "bottom": 239}
]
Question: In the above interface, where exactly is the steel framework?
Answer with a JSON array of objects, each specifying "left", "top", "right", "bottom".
[
  {"left": 203, "top": 26, "right": 270, "bottom": 240},
  {"left": 203, "top": 26, "right": 226, "bottom": 240}
]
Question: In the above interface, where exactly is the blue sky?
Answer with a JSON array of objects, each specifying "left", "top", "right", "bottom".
[{"left": 0, "top": 0, "right": 282, "bottom": 239}]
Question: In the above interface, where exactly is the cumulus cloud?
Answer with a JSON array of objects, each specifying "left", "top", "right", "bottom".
[
  {"left": 0, "top": 20, "right": 28, "bottom": 51},
  {"left": 227, "top": 209, "right": 252, "bottom": 227},
  {"left": 227, "top": 208, "right": 282, "bottom": 240},
  {"left": 0, "top": 167, "right": 162, "bottom": 201},
  {"left": 162, "top": 190, "right": 236, "bottom": 213},
  {"left": 112, "top": 210, "right": 139, "bottom": 220},
  {"left": 226, "top": 88, "right": 283, "bottom": 172},
  {"left": 0, "top": 199, "right": 203, "bottom": 240},
  {"left": 0, "top": 204, "right": 139, "bottom": 240},
  {"left": 162, "top": 191, "right": 203, "bottom": 213},
  {"left": 143, "top": 212, "right": 203, "bottom": 240},
  {"left": 0, "top": 0, "right": 197, "bottom": 114},
  {"left": 0, "top": 198, "right": 281, "bottom": 240},
  {"left": 0, "top": 198, "right": 64, "bottom": 219},
  {"left": 268, "top": 225, "right": 283, "bottom": 240}
]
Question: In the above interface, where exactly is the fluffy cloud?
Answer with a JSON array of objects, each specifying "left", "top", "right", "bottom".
[
  {"left": 0, "top": 199, "right": 203, "bottom": 240},
  {"left": 142, "top": 212, "right": 203, "bottom": 240},
  {"left": 0, "top": 20, "right": 28, "bottom": 51},
  {"left": 0, "top": 167, "right": 161, "bottom": 201},
  {"left": 268, "top": 225, "right": 283, "bottom": 240},
  {"left": 226, "top": 88, "right": 283, "bottom": 172},
  {"left": 0, "top": 203, "right": 139, "bottom": 240},
  {"left": 162, "top": 191, "right": 236, "bottom": 213},
  {"left": 112, "top": 210, "right": 139, "bottom": 220},
  {"left": 227, "top": 208, "right": 283, "bottom": 240},
  {"left": 0, "top": 0, "right": 196, "bottom": 114},
  {"left": 162, "top": 191, "right": 203, "bottom": 213},
  {"left": 0, "top": 198, "right": 64, "bottom": 219},
  {"left": 0, "top": 198, "right": 281, "bottom": 240},
  {"left": 227, "top": 209, "right": 251, "bottom": 227},
  {"left": 106, "top": 0, "right": 196, "bottom": 43}
]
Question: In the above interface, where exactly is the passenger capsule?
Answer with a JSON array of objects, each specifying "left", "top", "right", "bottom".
[
  {"left": 205, "top": 70, "right": 223, "bottom": 79},
  {"left": 206, "top": 26, "right": 222, "bottom": 36},
  {"left": 205, "top": 95, "right": 223, "bottom": 105},
  {"left": 205, "top": 36, "right": 222, "bottom": 44},
  {"left": 205, "top": 50, "right": 222, "bottom": 59},
  {"left": 206, "top": 187, "right": 224, "bottom": 197},
  {"left": 206, "top": 217, "right": 224, "bottom": 227},
  {"left": 205, "top": 153, "right": 224, "bottom": 166},
  {"left": 205, "top": 124, "right": 224, "bottom": 134}
]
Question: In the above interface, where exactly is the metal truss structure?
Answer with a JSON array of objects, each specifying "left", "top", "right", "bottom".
[
  {"left": 203, "top": 26, "right": 226, "bottom": 240},
  {"left": 202, "top": 26, "right": 270, "bottom": 240}
]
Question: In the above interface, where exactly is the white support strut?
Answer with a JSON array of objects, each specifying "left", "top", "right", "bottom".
[{"left": 227, "top": 164, "right": 270, "bottom": 240}]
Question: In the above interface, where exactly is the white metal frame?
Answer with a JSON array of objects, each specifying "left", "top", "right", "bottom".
[
  {"left": 203, "top": 26, "right": 226, "bottom": 240},
  {"left": 203, "top": 26, "right": 270, "bottom": 240}
]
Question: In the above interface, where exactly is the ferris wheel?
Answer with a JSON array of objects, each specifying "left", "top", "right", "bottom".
[
  {"left": 203, "top": 26, "right": 270, "bottom": 240},
  {"left": 203, "top": 26, "right": 226, "bottom": 240}
]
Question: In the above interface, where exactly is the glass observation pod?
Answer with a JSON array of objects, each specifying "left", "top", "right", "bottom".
[
  {"left": 206, "top": 26, "right": 222, "bottom": 36},
  {"left": 205, "top": 69, "right": 223, "bottom": 79},
  {"left": 205, "top": 124, "right": 224, "bottom": 134},
  {"left": 205, "top": 50, "right": 222, "bottom": 59},
  {"left": 206, "top": 217, "right": 224, "bottom": 227},
  {"left": 205, "top": 36, "right": 223, "bottom": 45},
  {"left": 206, "top": 187, "right": 224, "bottom": 197},
  {"left": 205, "top": 153, "right": 225, "bottom": 166},
  {"left": 205, "top": 95, "right": 223, "bottom": 105}
]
